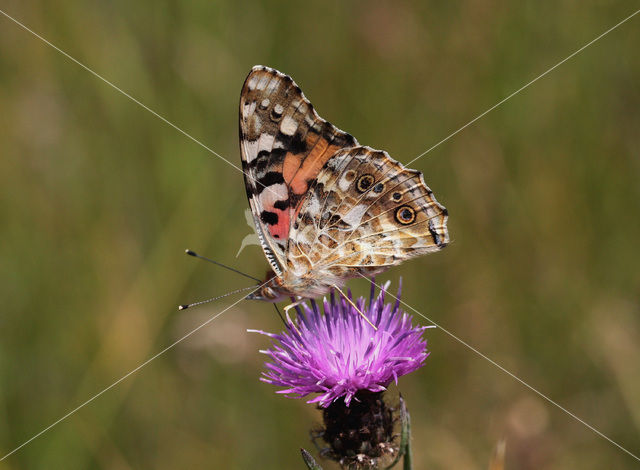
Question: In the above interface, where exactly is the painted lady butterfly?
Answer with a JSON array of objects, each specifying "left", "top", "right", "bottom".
[{"left": 240, "top": 66, "right": 449, "bottom": 303}]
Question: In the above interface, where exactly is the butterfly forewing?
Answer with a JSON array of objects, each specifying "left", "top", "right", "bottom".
[{"left": 239, "top": 66, "right": 357, "bottom": 275}]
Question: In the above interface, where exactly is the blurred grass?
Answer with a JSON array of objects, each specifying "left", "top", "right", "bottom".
[{"left": 0, "top": 1, "right": 639, "bottom": 469}]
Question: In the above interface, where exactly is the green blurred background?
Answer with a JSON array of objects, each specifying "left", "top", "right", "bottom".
[{"left": 1, "top": 1, "right": 639, "bottom": 468}]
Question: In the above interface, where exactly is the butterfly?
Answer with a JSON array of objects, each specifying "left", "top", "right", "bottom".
[{"left": 240, "top": 65, "right": 449, "bottom": 304}]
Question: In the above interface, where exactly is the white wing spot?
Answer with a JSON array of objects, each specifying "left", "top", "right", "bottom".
[
  {"left": 258, "top": 183, "right": 288, "bottom": 206},
  {"left": 256, "top": 76, "right": 269, "bottom": 90},
  {"left": 244, "top": 133, "right": 275, "bottom": 163},
  {"left": 338, "top": 173, "right": 352, "bottom": 192},
  {"left": 258, "top": 132, "right": 275, "bottom": 152},
  {"left": 266, "top": 78, "right": 279, "bottom": 94},
  {"left": 242, "top": 101, "right": 256, "bottom": 119},
  {"left": 343, "top": 204, "right": 369, "bottom": 227},
  {"left": 280, "top": 116, "right": 298, "bottom": 136},
  {"left": 243, "top": 140, "right": 259, "bottom": 163}
]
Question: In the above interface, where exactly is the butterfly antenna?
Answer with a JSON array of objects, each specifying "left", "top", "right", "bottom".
[
  {"left": 178, "top": 285, "right": 256, "bottom": 310},
  {"left": 185, "top": 249, "right": 261, "bottom": 282}
]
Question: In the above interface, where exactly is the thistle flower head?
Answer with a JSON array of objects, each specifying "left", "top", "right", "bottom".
[{"left": 251, "top": 281, "right": 431, "bottom": 407}]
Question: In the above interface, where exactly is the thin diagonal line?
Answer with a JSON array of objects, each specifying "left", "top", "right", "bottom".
[
  {"left": 0, "top": 281, "right": 265, "bottom": 462},
  {"left": 2, "top": 2, "right": 638, "bottom": 463},
  {"left": 358, "top": 274, "right": 640, "bottom": 462},
  {"left": 0, "top": 8, "right": 277, "bottom": 196},
  {"left": 406, "top": 8, "right": 640, "bottom": 166}
]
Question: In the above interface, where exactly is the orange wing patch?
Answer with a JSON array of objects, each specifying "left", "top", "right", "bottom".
[
  {"left": 239, "top": 65, "right": 358, "bottom": 275},
  {"left": 283, "top": 153, "right": 303, "bottom": 187},
  {"left": 285, "top": 137, "right": 345, "bottom": 197}
]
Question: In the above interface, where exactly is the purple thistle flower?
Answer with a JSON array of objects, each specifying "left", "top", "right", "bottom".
[{"left": 250, "top": 280, "right": 432, "bottom": 408}]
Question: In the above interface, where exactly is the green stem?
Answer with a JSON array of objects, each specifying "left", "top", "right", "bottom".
[
  {"left": 403, "top": 405, "right": 412, "bottom": 470},
  {"left": 383, "top": 395, "right": 412, "bottom": 470}
]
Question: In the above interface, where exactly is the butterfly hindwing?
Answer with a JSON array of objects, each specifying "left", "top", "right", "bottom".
[
  {"left": 286, "top": 146, "right": 449, "bottom": 278},
  {"left": 239, "top": 66, "right": 357, "bottom": 275}
]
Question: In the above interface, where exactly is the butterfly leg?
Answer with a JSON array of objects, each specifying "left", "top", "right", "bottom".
[
  {"left": 283, "top": 299, "right": 304, "bottom": 314},
  {"left": 331, "top": 284, "right": 378, "bottom": 331},
  {"left": 282, "top": 299, "right": 304, "bottom": 335}
]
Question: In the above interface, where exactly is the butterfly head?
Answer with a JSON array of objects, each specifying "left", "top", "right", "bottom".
[{"left": 246, "top": 271, "right": 289, "bottom": 302}]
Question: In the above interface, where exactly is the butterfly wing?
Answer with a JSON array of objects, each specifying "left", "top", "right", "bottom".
[
  {"left": 239, "top": 65, "right": 358, "bottom": 275},
  {"left": 286, "top": 146, "right": 449, "bottom": 279}
]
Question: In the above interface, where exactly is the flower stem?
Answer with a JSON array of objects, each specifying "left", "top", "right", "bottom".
[
  {"left": 384, "top": 395, "right": 412, "bottom": 470},
  {"left": 403, "top": 406, "right": 413, "bottom": 470}
]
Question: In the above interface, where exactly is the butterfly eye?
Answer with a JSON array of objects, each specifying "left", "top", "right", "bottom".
[
  {"left": 392, "top": 192, "right": 402, "bottom": 201},
  {"left": 356, "top": 174, "right": 375, "bottom": 193},
  {"left": 372, "top": 182, "right": 385, "bottom": 193},
  {"left": 263, "top": 286, "right": 278, "bottom": 300},
  {"left": 395, "top": 205, "right": 416, "bottom": 225}
]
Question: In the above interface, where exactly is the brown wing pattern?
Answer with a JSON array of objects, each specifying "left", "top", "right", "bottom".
[
  {"left": 239, "top": 66, "right": 357, "bottom": 274},
  {"left": 286, "top": 146, "right": 449, "bottom": 278}
]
